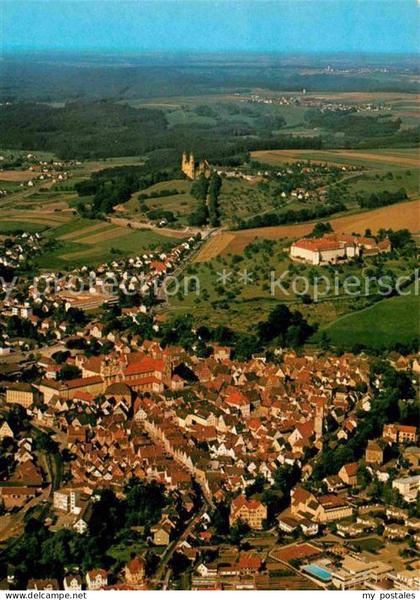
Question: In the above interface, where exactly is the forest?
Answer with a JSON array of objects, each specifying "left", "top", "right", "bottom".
[
  {"left": 0, "top": 100, "right": 323, "bottom": 160},
  {"left": 2, "top": 54, "right": 419, "bottom": 103}
]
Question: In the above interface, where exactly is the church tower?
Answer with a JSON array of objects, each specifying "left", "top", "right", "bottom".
[{"left": 181, "top": 151, "right": 196, "bottom": 180}]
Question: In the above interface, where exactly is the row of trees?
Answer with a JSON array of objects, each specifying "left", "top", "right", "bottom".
[
  {"left": 235, "top": 200, "right": 346, "bottom": 230},
  {"left": 188, "top": 173, "right": 222, "bottom": 227},
  {"left": 357, "top": 187, "right": 408, "bottom": 209}
]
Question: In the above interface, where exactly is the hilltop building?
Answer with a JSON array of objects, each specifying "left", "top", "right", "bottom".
[
  {"left": 290, "top": 233, "right": 391, "bottom": 265},
  {"left": 181, "top": 152, "right": 211, "bottom": 180}
]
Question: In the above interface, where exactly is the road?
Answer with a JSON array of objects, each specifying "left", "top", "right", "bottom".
[
  {"left": 108, "top": 216, "right": 197, "bottom": 239},
  {"left": 0, "top": 485, "right": 51, "bottom": 543},
  {"left": 152, "top": 504, "right": 207, "bottom": 590}
]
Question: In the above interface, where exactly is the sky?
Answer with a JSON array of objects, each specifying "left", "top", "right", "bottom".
[{"left": 1, "top": 0, "right": 419, "bottom": 54}]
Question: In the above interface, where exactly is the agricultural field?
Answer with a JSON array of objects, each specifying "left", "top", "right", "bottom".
[
  {"left": 314, "top": 287, "right": 419, "bottom": 349},
  {"left": 251, "top": 148, "right": 420, "bottom": 169},
  {"left": 122, "top": 179, "right": 198, "bottom": 226},
  {"left": 0, "top": 151, "right": 182, "bottom": 268},
  {"left": 35, "top": 219, "right": 180, "bottom": 269},
  {"left": 195, "top": 198, "right": 420, "bottom": 260}
]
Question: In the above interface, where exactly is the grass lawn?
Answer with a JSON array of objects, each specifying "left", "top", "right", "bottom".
[
  {"left": 36, "top": 226, "right": 180, "bottom": 269},
  {"left": 351, "top": 538, "right": 384, "bottom": 553},
  {"left": 316, "top": 289, "right": 420, "bottom": 348},
  {"left": 107, "top": 540, "right": 147, "bottom": 563},
  {"left": 347, "top": 167, "right": 419, "bottom": 198},
  {"left": 168, "top": 239, "right": 414, "bottom": 331},
  {"left": 0, "top": 221, "right": 48, "bottom": 234},
  {"left": 124, "top": 178, "right": 197, "bottom": 226}
]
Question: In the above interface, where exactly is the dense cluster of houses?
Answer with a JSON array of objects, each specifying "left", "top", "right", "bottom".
[
  {"left": 0, "top": 232, "right": 43, "bottom": 271},
  {"left": 2, "top": 334, "right": 418, "bottom": 589},
  {"left": 0, "top": 217, "right": 418, "bottom": 590},
  {"left": 247, "top": 93, "right": 385, "bottom": 115},
  {"left": 0, "top": 234, "right": 201, "bottom": 355}
]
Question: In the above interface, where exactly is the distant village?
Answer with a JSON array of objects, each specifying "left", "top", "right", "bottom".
[{"left": 245, "top": 94, "right": 388, "bottom": 114}]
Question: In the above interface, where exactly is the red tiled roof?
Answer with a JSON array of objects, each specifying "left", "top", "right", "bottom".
[
  {"left": 226, "top": 388, "right": 249, "bottom": 407},
  {"left": 293, "top": 238, "right": 342, "bottom": 252},
  {"left": 124, "top": 358, "right": 164, "bottom": 376},
  {"left": 126, "top": 556, "right": 145, "bottom": 574},
  {"left": 63, "top": 376, "right": 103, "bottom": 389}
]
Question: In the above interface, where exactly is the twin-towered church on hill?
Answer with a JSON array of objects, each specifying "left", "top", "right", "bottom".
[{"left": 181, "top": 151, "right": 212, "bottom": 180}]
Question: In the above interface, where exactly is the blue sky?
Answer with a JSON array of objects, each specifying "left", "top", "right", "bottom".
[{"left": 2, "top": 0, "right": 419, "bottom": 54}]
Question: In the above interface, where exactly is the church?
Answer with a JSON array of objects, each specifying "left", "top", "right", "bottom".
[{"left": 181, "top": 151, "right": 211, "bottom": 180}]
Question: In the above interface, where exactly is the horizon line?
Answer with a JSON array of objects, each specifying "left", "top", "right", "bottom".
[{"left": 2, "top": 48, "right": 420, "bottom": 57}]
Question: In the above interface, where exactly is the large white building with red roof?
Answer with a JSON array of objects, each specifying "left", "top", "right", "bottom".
[
  {"left": 290, "top": 233, "right": 391, "bottom": 265},
  {"left": 290, "top": 237, "right": 358, "bottom": 265}
]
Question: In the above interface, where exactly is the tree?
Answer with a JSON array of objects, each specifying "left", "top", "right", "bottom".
[
  {"left": 58, "top": 364, "right": 82, "bottom": 381},
  {"left": 212, "top": 503, "right": 230, "bottom": 535},
  {"left": 245, "top": 475, "right": 265, "bottom": 498},
  {"left": 311, "top": 222, "right": 333, "bottom": 238},
  {"left": 229, "top": 519, "right": 250, "bottom": 545},
  {"left": 273, "top": 463, "right": 301, "bottom": 495}
]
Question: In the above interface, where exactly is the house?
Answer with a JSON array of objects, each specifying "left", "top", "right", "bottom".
[
  {"left": 336, "top": 521, "right": 365, "bottom": 538},
  {"left": 0, "top": 486, "right": 36, "bottom": 510},
  {"left": 392, "top": 475, "right": 420, "bottom": 503},
  {"left": 124, "top": 556, "right": 145, "bottom": 586},
  {"left": 213, "top": 345, "right": 231, "bottom": 361},
  {"left": 6, "top": 383, "right": 39, "bottom": 408},
  {"left": 225, "top": 388, "right": 250, "bottom": 418},
  {"left": 383, "top": 423, "right": 417, "bottom": 444},
  {"left": 384, "top": 523, "right": 408, "bottom": 540},
  {"left": 331, "top": 557, "right": 392, "bottom": 590},
  {"left": 338, "top": 462, "right": 359, "bottom": 486},
  {"left": 391, "top": 570, "right": 420, "bottom": 591},
  {"left": 151, "top": 517, "right": 176, "bottom": 545},
  {"left": 229, "top": 495, "right": 267, "bottom": 530},
  {"left": 0, "top": 421, "right": 13, "bottom": 439},
  {"left": 238, "top": 552, "right": 262, "bottom": 574},
  {"left": 38, "top": 377, "right": 104, "bottom": 403},
  {"left": 299, "top": 518, "right": 319, "bottom": 537},
  {"left": 290, "top": 486, "right": 318, "bottom": 516},
  {"left": 63, "top": 575, "right": 82, "bottom": 591},
  {"left": 315, "top": 495, "right": 353, "bottom": 524},
  {"left": 277, "top": 516, "right": 299, "bottom": 534},
  {"left": 53, "top": 488, "right": 82, "bottom": 514},
  {"left": 290, "top": 486, "right": 352, "bottom": 523},
  {"left": 290, "top": 237, "right": 357, "bottom": 266},
  {"left": 27, "top": 579, "right": 59, "bottom": 590},
  {"left": 365, "top": 439, "right": 384, "bottom": 465},
  {"left": 404, "top": 446, "right": 420, "bottom": 469},
  {"left": 86, "top": 569, "right": 108, "bottom": 590}
]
